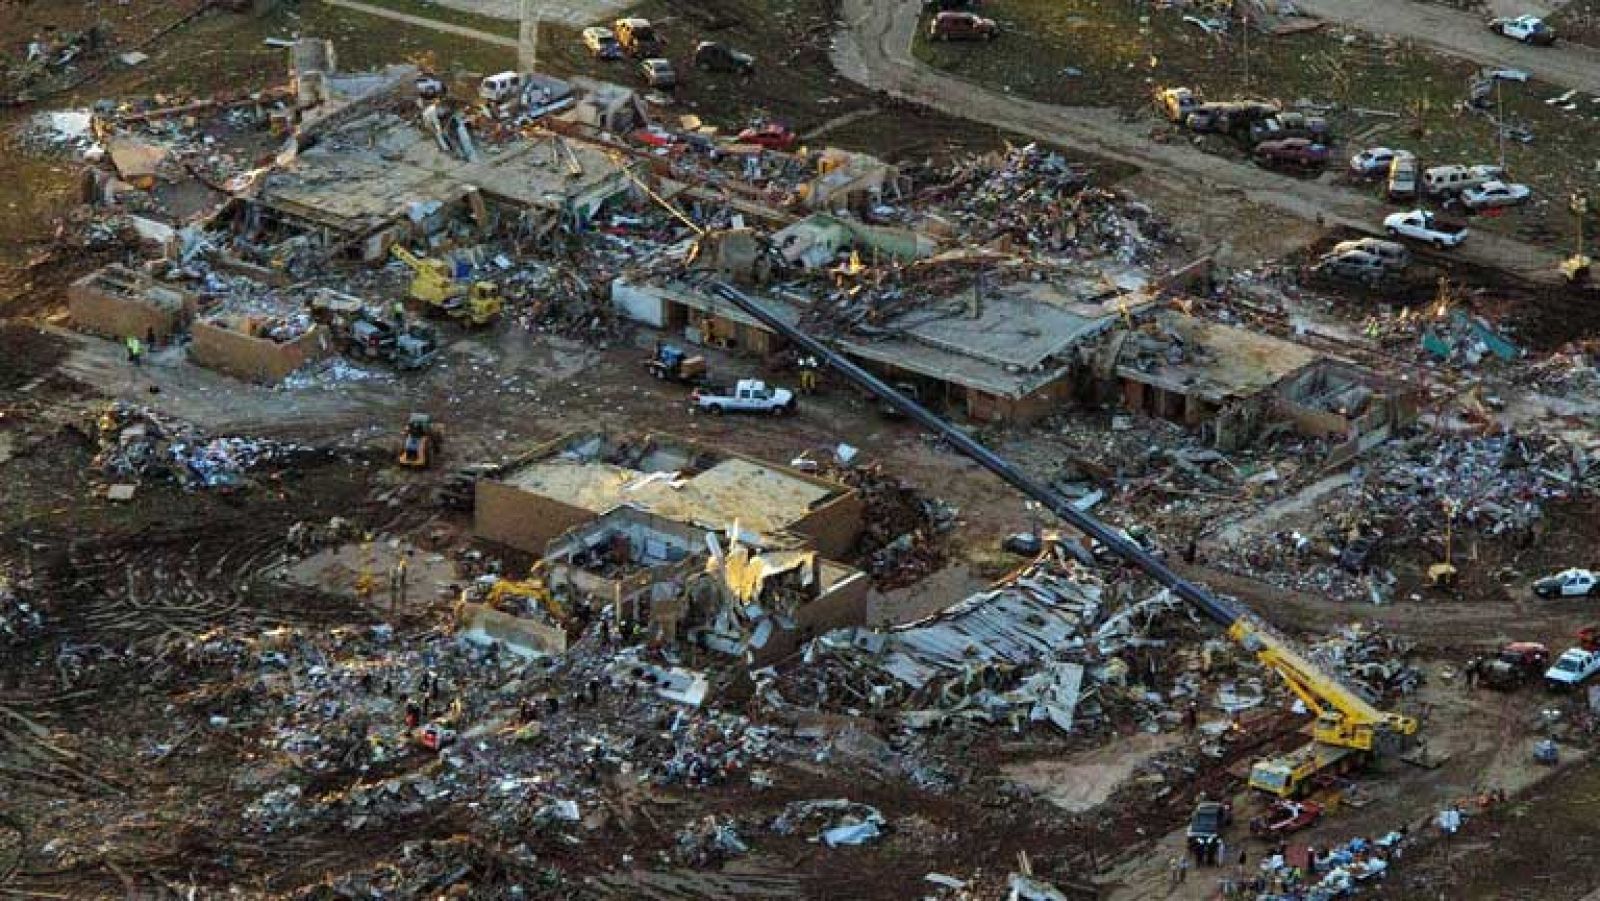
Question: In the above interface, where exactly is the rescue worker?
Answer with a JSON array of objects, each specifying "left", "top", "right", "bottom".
[
  {"left": 126, "top": 335, "right": 143, "bottom": 367},
  {"left": 798, "top": 355, "right": 819, "bottom": 394}
]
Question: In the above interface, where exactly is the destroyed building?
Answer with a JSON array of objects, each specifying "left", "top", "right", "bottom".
[
  {"left": 474, "top": 432, "right": 869, "bottom": 658},
  {"left": 615, "top": 274, "right": 1150, "bottom": 423},
  {"left": 67, "top": 264, "right": 197, "bottom": 342},
  {"left": 1099, "top": 314, "right": 1417, "bottom": 452}
]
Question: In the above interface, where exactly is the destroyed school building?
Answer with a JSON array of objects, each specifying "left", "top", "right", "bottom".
[
  {"left": 619, "top": 269, "right": 1415, "bottom": 451},
  {"left": 471, "top": 431, "right": 869, "bottom": 662}
]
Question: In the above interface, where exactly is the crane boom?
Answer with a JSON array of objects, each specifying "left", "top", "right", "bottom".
[{"left": 703, "top": 279, "right": 1416, "bottom": 793}]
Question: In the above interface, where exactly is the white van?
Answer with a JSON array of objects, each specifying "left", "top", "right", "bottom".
[
  {"left": 1424, "top": 164, "right": 1503, "bottom": 197},
  {"left": 479, "top": 71, "right": 523, "bottom": 104}
]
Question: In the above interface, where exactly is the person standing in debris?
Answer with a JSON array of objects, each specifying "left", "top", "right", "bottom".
[
  {"left": 798, "top": 356, "right": 819, "bottom": 395},
  {"left": 389, "top": 555, "right": 409, "bottom": 615},
  {"left": 1182, "top": 702, "right": 1198, "bottom": 734},
  {"left": 404, "top": 698, "right": 421, "bottom": 729},
  {"left": 126, "top": 335, "right": 143, "bottom": 367},
  {"left": 1215, "top": 836, "right": 1226, "bottom": 869},
  {"left": 1236, "top": 846, "right": 1246, "bottom": 873}
]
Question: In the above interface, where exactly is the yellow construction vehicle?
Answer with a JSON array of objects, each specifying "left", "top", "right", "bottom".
[
  {"left": 1231, "top": 618, "right": 1419, "bottom": 796},
  {"left": 390, "top": 245, "right": 502, "bottom": 325},
  {"left": 398, "top": 413, "right": 440, "bottom": 468},
  {"left": 478, "top": 563, "right": 570, "bottom": 626}
]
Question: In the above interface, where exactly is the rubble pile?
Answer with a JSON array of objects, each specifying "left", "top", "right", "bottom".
[
  {"left": 93, "top": 402, "right": 312, "bottom": 491},
  {"left": 1305, "top": 623, "right": 1423, "bottom": 703},
  {"left": 790, "top": 550, "right": 1187, "bottom": 735},
  {"left": 771, "top": 798, "right": 887, "bottom": 847},
  {"left": 0, "top": 571, "right": 44, "bottom": 646},
  {"left": 826, "top": 461, "right": 957, "bottom": 588},
  {"left": 919, "top": 143, "right": 1172, "bottom": 263},
  {"left": 673, "top": 814, "right": 749, "bottom": 866}
]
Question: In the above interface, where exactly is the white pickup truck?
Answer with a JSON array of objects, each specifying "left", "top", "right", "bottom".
[
  {"left": 691, "top": 379, "right": 797, "bottom": 415},
  {"left": 1383, "top": 210, "right": 1469, "bottom": 248},
  {"left": 1544, "top": 648, "right": 1600, "bottom": 688}
]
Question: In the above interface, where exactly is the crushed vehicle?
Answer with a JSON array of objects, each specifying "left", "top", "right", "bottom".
[
  {"left": 615, "top": 17, "right": 665, "bottom": 57},
  {"left": 1336, "top": 534, "right": 1386, "bottom": 570},
  {"left": 690, "top": 379, "right": 797, "bottom": 416},
  {"left": 336, "top": 313, "right": 439, "bottom": 371},
  {"left": 1248, "top": 112, "right": 1330, "bottom": 146},
  {"left": 1185, "top": 100, "right": 1277, "bottom": 134},
  {"left": 479, "top": 71, "right": 525, "bottom": 105},
  {"left": 1250, "top": 799, "right": 1324, "bottom": 838},
  {"left": 929, "top": 11, "right": 999, "bottom": 41},
  {"left": 1476, "top": 642, "right": 1550, "bottom": 690},
  {"left": 1489, "top": 15, "right": 1556, "bottom": 45},
  {"left": 1330, "top": 237, "right": 1410, "bottom": 271},
  {"left": 582, "top": 26, "right": 622, "bottom": 59},
  {"left": 1349, "top": 147, "right": 1413, "bottom": 178},
  {"left": 1156, "top": 87, "right": 1201, "bottom": 123},
  {"left": 736, "top": 122, "right": 799, "bottom": 151},
  {"left": 1253, "top": 138, "right": 1330, "bottom": 170},
  {"left": 1534, "top": 568, "right": 1598, "bottom": 599},
  {"left": 1545, "top": 647, "right": 1600, "bottom": 688},
  {"left": 1314, "top": 250, "right": 1391, "bottom": 286},
  {"left": 1461, "top": 180, "right": 1532, "bottom": 211},
  {"left": 693, "top": 41, "right": 755, "bottom": 75},
  {"left": 1384, "top": 210, "right": 1469, "bottom": 248}
]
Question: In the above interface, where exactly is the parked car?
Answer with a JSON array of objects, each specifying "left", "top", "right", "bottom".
[
  {"left": 1489, "top": 15, "right": 1556, "bottom": 45},
  {"left": 1545, "top": 647, "right": 1600, "bottom": 688},
  {"left": 415, "top": 72, "right": 446, "bottom": 101},
  {"left": 1534, "top": 568, "right": 1598, "bottom": 599},
  {"left": 736, "top": 122, "right": 799, "bottom": 151},
  {"left": 1349, "top": 147, "right": 1413, "bottom": 178},
  {"left": 614, "top": 17, "right": 665, "bottom": 57},
  {"left": 1384, "top": 209, "right": 1469, "bottom": 248},
  {"left": 693, "top": 41, "right": 755, "bottom": 75},
  {"left": 929, "top": 10, "right": 998, "bottom": 41},
  {"left": 1186, "top": 100, "right": 1277, "bottom": 134},
  {"left": 1461, "top": 180, "right": 1532, "bottom": 211},
  {"left": 637, "top": 58, "right": 677, "bottom": 89},
  {"left": 1386, "top": 155, "right": 1420, "bottom": 202},
  {"left": 581, "top": 26, "right": 622, "bottom": 59},
  {"left": 1248, "top": 112, "right": 1330, "bottom": 145},
  {"left": 1253, "top": 138, "right": 1330, "bottom": 169},
  {"left": 1331, "top": 237, "right": 1410, "bottom": 271}
]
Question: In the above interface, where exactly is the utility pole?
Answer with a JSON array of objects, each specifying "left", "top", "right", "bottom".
[
  {"left": 519, "top": 0, "right": 538, "bottom": 72},
  {"left": 1496, "top": 76, "right": 1506, "bottom": 170},
  {"left": 1238, "top": 0, "right": 1251, "bottom": 92}
]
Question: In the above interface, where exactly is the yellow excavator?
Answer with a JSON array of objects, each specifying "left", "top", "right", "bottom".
[
  {"left": 390, "top": 245, "right": 503, "bottom": 325},
  {"left": 702, "top": 279, "right": 1421, "bottom": 802},
  {"left": 478, "top": 563, "right": 570, "bottom": 627}
]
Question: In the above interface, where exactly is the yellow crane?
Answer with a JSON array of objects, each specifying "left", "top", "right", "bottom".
[
  {"left": 390, "top": 245, "right": 503, "bottom": 326},
  {"left": 1231, "top": 618, "right": 1419, "bottom": 796},
  {"left": 703, "top": 279, "right": 1421, "bottom": 802}
]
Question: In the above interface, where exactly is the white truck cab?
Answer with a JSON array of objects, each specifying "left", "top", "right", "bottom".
[
  {"left": 691, "top": 379, "right": 797, "bottom": 415},
  {"left": 479, "top": 71, "right": 523, "bottom": 104}
]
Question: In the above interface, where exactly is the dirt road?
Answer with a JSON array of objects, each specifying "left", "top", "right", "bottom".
[
  {"left": 832, "top": 0, "right": 1566, "bottom": 279},
  {"left": 1293, "top": 0, "right": 1600, "bottom": 94}
]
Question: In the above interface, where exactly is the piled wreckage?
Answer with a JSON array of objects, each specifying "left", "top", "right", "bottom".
[{"left": 93, "top": 402, "right": 314, "bottom": 492}]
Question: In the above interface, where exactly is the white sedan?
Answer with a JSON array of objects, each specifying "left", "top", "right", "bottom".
[
  {"left": 1461, "top": 180, "right": 1531, "bottom": 211},
  {"left": 1349, "top": 147, "right": 1413, "bottom": 178}
]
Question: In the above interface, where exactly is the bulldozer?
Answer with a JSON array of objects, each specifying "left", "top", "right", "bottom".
[
  {"left": 391, "top": 246, "right": 503, "bottom": 325},
  {"left": 398, "top": 413, "right": 441, "bottom": 468}
]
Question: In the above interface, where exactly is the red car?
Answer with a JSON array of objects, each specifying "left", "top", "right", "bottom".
[
  {"left": 736, "top": 123, "right": 798, "bottom": 151},
  {"left": 1254, "top": 138, "right": 1330, "bottom": 170},
  {"left": 1249, "top": 799, "right": 1324, "bottom": 838}
]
